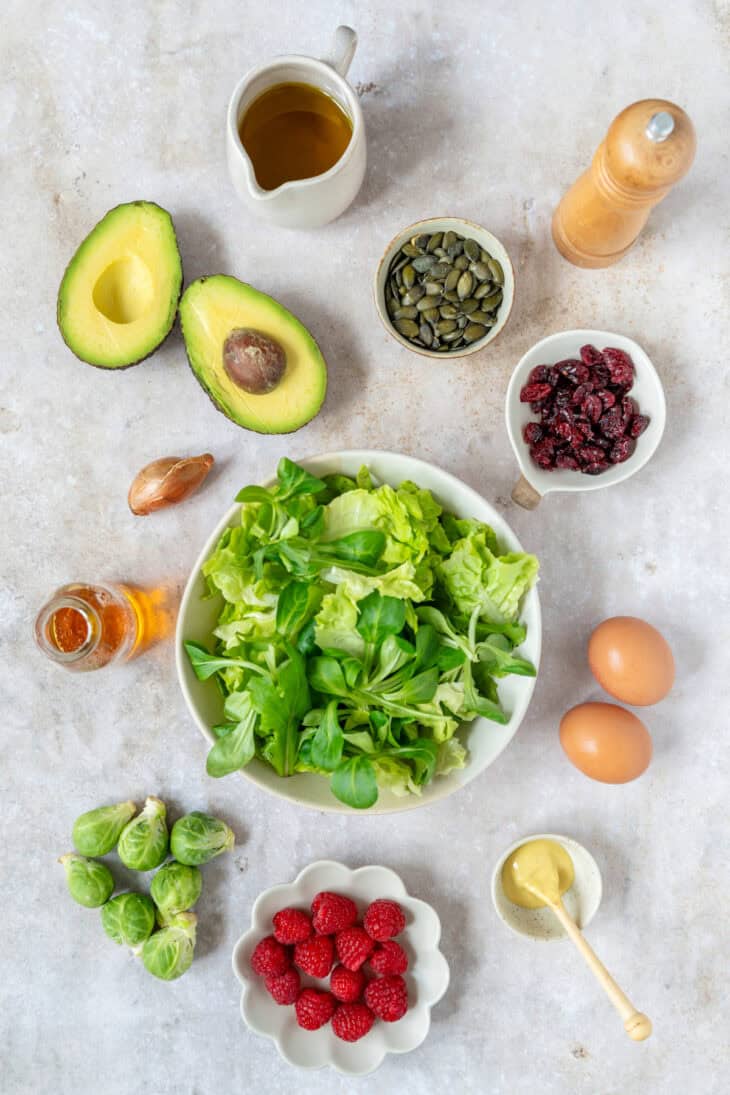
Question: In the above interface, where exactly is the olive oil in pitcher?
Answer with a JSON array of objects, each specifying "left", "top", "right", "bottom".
[{"left": 239, "top": 82, "right": 352, "bottom": 191}]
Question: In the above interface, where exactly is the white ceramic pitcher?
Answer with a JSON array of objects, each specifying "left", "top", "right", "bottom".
[{"left": 226, "top": 26, "right": 366, "bottom": 229}]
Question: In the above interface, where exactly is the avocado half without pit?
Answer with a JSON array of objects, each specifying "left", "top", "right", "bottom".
[
  {"left": 57, "top": 201, "right": 183, "bottom": 368},
  {"left": 179, "top": 275, "right": 327, "bottom": 434}
]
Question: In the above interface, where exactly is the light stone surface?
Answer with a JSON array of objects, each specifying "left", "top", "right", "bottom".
[{"left": 2, "top": 1, "right": 729, "bottom": 1092}]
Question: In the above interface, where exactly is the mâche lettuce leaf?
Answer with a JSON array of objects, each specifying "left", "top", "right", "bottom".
[{"left": 186, "top": 457, "right": 539, "bottom": 809}]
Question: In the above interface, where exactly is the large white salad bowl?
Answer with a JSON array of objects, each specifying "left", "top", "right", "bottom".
[{"left": 176, "top": 451, "right": 541, "bottom": 813}]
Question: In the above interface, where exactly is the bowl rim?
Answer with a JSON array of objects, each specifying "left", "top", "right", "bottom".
[
  {"left": 175, "top": 449, "right": 541, "bottom": 814},
  {"left": 231, "top": 859, "right": 450, "bottom": 1075},
  {"left": 373, "top": 216, "right": 515, "bottom": 360},
  {"left": 490, "top": 831, "right": 603, "bottom": 941},
  {"left": 505, "top": 328, "right": 666, "bottom": 497}
]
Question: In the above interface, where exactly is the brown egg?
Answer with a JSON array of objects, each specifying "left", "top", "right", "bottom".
[
  {"left": 588, "top": 616, "right": 674, "bottom": 706},
  {"left": 559, "top": 702, "right": 652, "bottom": 783}
]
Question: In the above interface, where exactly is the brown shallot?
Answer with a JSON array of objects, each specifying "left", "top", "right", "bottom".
[{"left": 128, "top": 454, "right": 214, "bottom": 516}]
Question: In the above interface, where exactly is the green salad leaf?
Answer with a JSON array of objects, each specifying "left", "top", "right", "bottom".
[{"left": 186, "top": 459, "right": 539, "bottom": 809}]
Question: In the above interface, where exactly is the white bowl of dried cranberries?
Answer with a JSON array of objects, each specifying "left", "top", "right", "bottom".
[
  {"left": 505, "top": 330, "right": 666, "bottom": 508},
  {"left": 232, "top": 860, "right": 449, "bottom": 1076}
]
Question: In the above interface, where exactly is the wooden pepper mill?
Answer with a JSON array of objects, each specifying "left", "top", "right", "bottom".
[{"left": 552, "top": 99, "right": 696, "bottom": 268}]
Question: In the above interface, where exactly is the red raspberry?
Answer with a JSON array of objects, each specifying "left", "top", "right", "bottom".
[
  {"left": 294, "top": 934, "right": 334, "bottom": 978},
  {"left": 330, "top": 964, "right": 366, "bottom": 1003},
  {"left": 311, "top": 891, "right": 358, "bottom": 935},
  {"left": 272, "top": 907, "right": 313, "bottom": 945},
  {"left": 332, "top": 1003, "right": 376, "bottom": 1042},
  {"left": 364, "top": 974, "right": 409, "bottom": 1022},
  {"left": 364, "top": 899, "right": 406, "bottom": 941},
  {"left": 369, "top": 940, "right": 408, "bottom": 975},
  {"left": 294, "top": 988, "right": 336, "bottom": 1031},
  {"left": 335, "top": 926, "right": 374, "bottom": 971},
  {"left": 264, "top": 967, "right": 300, "bottom": 1005},
  {"left": 250, "top": 935, "right": 290, "bottom": 978}
]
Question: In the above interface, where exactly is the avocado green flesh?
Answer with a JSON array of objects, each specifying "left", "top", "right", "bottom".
[
  {"left": 179, "top": 275, "right": 327, "bottom": 434},
  {"left": 57, "top": 201, "right": 183, "bottom": 369}
]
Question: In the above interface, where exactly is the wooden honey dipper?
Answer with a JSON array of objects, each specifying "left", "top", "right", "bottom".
[{"left": 552, "top": 99, "right": 696, "bottom": 268}]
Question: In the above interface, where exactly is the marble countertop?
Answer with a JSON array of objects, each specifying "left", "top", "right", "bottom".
[{"left": 2, "top": 1, "right": 728, "bottom": 1092}]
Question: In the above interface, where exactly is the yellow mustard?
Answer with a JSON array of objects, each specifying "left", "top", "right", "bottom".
[{"left": 501, "top": 838, "right": 575, "bottom": 909}]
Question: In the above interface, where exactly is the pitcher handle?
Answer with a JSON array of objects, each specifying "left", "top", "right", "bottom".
[{"left": 322, "top": 25, "right": 357, "bottom": 77}]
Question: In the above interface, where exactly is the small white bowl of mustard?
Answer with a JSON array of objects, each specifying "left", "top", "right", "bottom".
[{"left": 491, "top": 833, "right": 603, "bottom": 942}]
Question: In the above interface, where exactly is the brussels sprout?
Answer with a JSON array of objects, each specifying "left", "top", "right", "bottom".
[
  {"left": 170, "top": 811, "right": 235, "bottom": 866},
  {"left": 150, "top": 861, "right": 202, "bottom": 919},
  {"left": 117, "top": 796, "right": 169, "bottom": 871},
  {"left": 142, "top": 912, "right": 197, "bottom": 981},
  {"left": 59, "top": 853, "right": 114, "bottom": 908},
  {"left": 101, "top": 892, "right": 156, "bottom": 950},
  {"left": 72, "top": 801, "right": 137, "bottom": 857}
]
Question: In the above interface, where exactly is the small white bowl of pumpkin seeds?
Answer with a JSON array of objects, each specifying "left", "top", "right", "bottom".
[{"left": 375, "top": 217, "right": 514, "bottom": 359}]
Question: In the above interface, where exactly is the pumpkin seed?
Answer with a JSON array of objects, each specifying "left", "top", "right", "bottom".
[
  {"left": 401, "top": 243, "right": 421, "bottom": 258},
  {"left": 473, "top": 281, "right": 493, "bottom": 300},
  {"left": 429, "top": 261, "right": 452, "bottom": 279},
  {"left": 471, "top": 261, "right": 490, "bottom": 281},
  {"left": 487, "top": 258, "right": 504, "bottom": 285},
  {"left": 419, "top": 323, "right": 433, "bottom": 347},
  {"left": 437, "top": 319, "right": 457, "bottom": 335},
  {"left": 394, "top": 306, "right": 418, "bottom": 320},
  {"left": 435, "top": 343, "right": 451, "bottom": 352},
  {"left": 463, "top": 323, "right": 487, "bottom": 342},
  {"left": 457, "top": 271, "right": 473, "bottom": 300},
  {"left": 422, "top": 307, "right": 440, "bottom": 323},
  {"left": 464, "top": 238, "right": 481, "bottom": 262},
  {"left": 469, "top": 309, "right": 494, "bottom": 325},
  {"left": 417, "top": 295, "right": 439, "bottom": 312},
  {"left": 434, "top": 247, "right": 449, "bottom": 259},
  {"left": 444, "top": 268, "right": 461, "bottom": 292},
  {"left": 444, "top": 289, "right": 460, "bottom": 302},
  {"left": 402, "top": 285, "right": 425, "bottom": 305},
  {"left": 442, "top": 230, "right": 456, "bottom": 250},
  {"left": 442, "top": 328, "right": 462, "bottom": 342},
  {"left": 424, "top": 283, "right": 443, "bottom": 298},
  {"left": 481, "top": 290, "right": 503, "bottom": 310},
  {"left": 426, "top": 232, "right": 443, "bottom": 252},
  {"left": 457, "top": 315, "right": 468, "bottom": 329},
  {"left": 454, "top": 254, "right": 470, "bottom": 270},
  {"left": 461, "top": 297, "right": 479, "bottom": 314},
  {"left": 413, "top": 234, "right": 429, "bottom": 250},
  {"left": 402, "top": 264, "right": 416, "bottom": 290},
  {"left": 447, "top": 240, "right": 464, "bottom": 259},
  {"left": 395, "top": 318, "right": 419, "bottom": 338},
  {"left": 439, "top": 304, "right": 459, "bottom": 318},
  {"left": 412, "top": 254, "right": 436, "bottom": 273},
  {"left": 480, "top": 248, "right": 492, "bottom": 263}
]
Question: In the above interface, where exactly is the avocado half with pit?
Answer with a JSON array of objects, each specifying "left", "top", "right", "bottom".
[
  {"left": 179, "top": 275, "right": 327, "bottom": 434},
  {"left": 57, "top": 201, "right": 183, "bottom": 368}
]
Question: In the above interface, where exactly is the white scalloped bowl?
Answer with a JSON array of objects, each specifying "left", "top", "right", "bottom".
[
  {"left": 176, "top": 450, "right": 541, "bottom": 814},
  {"left": 232, "top": 860, "right": 450, "bottom": 1076}
]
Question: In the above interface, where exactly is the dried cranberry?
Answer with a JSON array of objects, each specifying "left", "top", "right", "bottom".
[
  {"left": 523, "top": 422, "right": 543, "bottom": 444},
  {"left": 555, "top": 452, "right": 580, "bottom": 469},
  {"left": 578, "top": 445, "right": 606, "bottom": 464},
  {"left": 602, "top": 347, "right": 635, "bottom": 388},
  {"left": 598, "top": 389, "right": 616, "bottom": 410},
  {"left": 628, "top": 414, "right": 649, "bottom": 438},
  {"left": 583, "top": 461, "right": 610, "bottom": 475},
  {"left": 610, "top": 437, "right": 635, "bottom": 463},
  {"left": 598, "top": 407, "right": 626, "bottom": 439},
  {"left": 580, "top": 344, "right": 604, "bottom": 366},
  {"left": 556, "top": 359, "right": 591, "bottom": 385},
  {"left": 532, "top": 439, "right": 556, "bottom": 468},
  {"left": 590, "top": 364, "right": 610, "bottom": 387},
  {"left": 554, "top": 420, "right": 575, "bottom": 441},
  {"left": 554, "top": 387, "right": 572, "bottom": 407},
  {"left": 520, "top": 382, "right": 553, "bottom": 403},
  {"left": 574, "top": 421, "right": 594, "bottom": 442},
  {"left": 621, "top": 395, "right": 637, "bottom": 418},
  {"left": 581, "top": 394, "right": 603, "bottom": 423},
  {"left": 528, "top": 365, "right": 551, "bottom": 383}
]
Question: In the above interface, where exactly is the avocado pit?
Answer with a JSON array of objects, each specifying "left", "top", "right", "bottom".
[{"left": 222, "top": 328, "right": 286, "bottom": 395}]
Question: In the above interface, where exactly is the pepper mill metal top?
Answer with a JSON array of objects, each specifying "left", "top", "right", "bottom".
[{"left": 552, "top": 99, "right": 696, "bottom": 268}]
